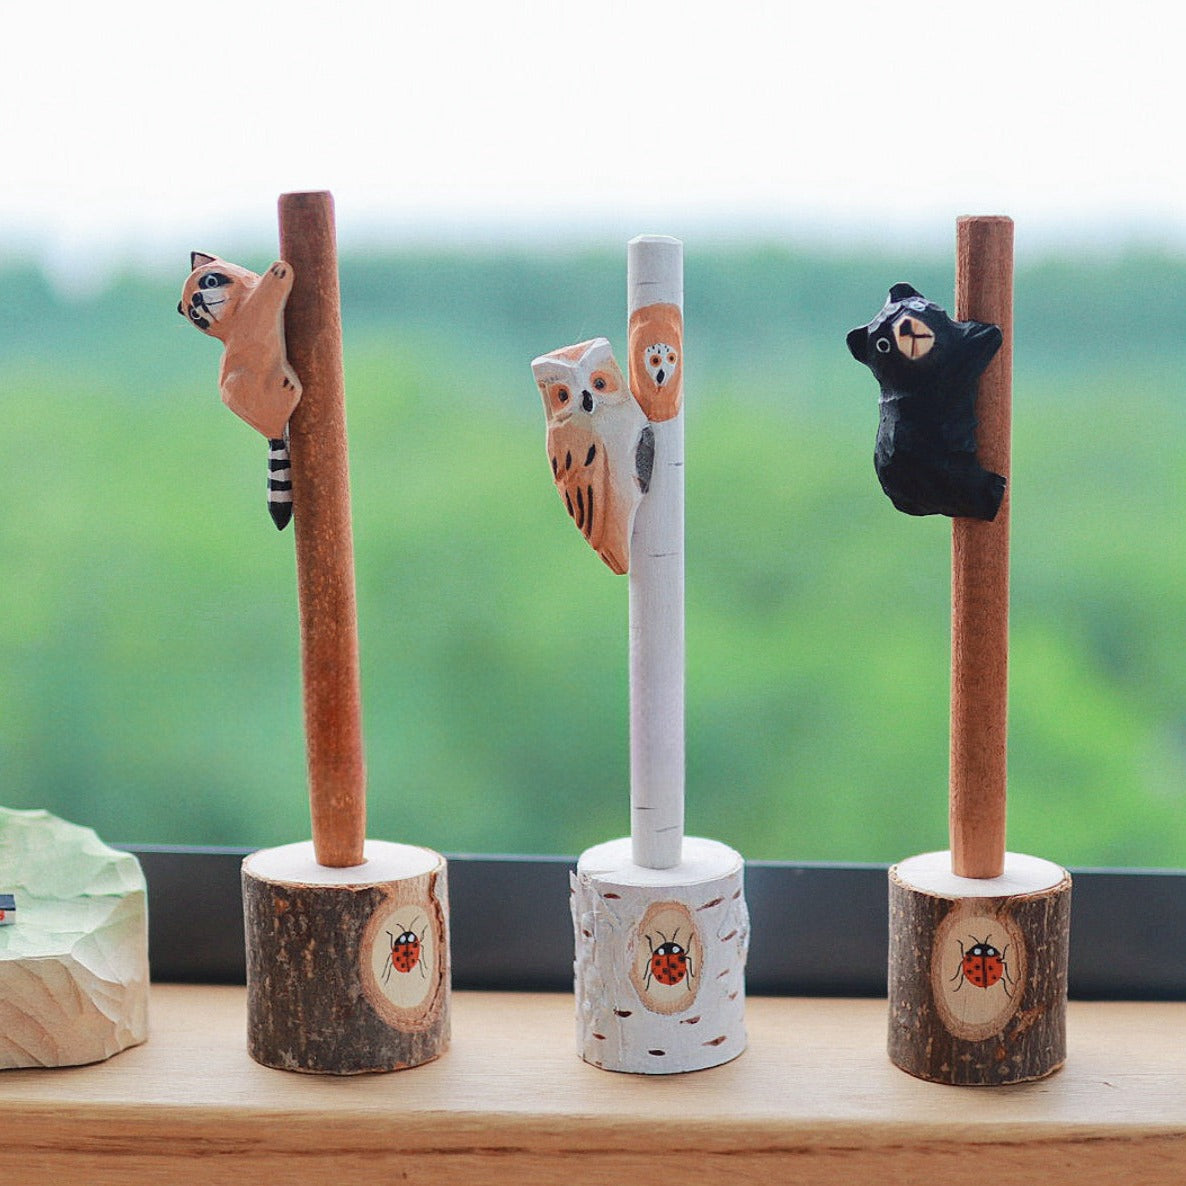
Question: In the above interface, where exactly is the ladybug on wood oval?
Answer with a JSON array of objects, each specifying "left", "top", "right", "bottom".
[
  {"left": 951, "top": 934, "right": 1014, "bottom": 997},
  {"left": 383, "top": 917, "right": 427, "bottom": 983},
  {"left": 644, "top": 928, "right": 694, "bottom": 990}
]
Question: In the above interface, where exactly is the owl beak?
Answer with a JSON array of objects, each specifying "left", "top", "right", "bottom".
[{"left": 655, "top": 368, "right": 666, "bottom": 385}]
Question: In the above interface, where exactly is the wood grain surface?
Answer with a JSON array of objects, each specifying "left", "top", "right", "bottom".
[
  {"left": 279, "top": 190, "right": 366, "bottom": 867},
  {"left": 888, "top": 859, "right": 1071, "bottom": 1084},
  {"left": 1, "top": 986, "right": 1181, "bottom": 1185},
  {"left": 951, "top": 215, "right": 1014, "bottom": 878}
]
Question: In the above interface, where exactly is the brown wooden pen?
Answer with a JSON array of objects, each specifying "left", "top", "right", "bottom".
[{"left": 279, "top": 190, "right": 366, "bottom": 868}]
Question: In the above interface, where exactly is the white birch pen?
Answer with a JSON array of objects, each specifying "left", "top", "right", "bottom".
[
  {"left": 627, "top": 235, "right": 685, "bottom": 870},
  {"left": 534, "top": 236, "right": 747, "bottom": 1074}
]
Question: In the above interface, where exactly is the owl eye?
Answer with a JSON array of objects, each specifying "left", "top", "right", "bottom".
[
  {"left": 875, "top": 337, "right": 892, "bottom": 354},
  {"left": 589, "top": 370, "right": 616, "bottom": 393},
  {"left": 650, "top": 354, "right": 661, "bottom": 367},
  {"left": 593, "top": 377, "right": 606, "bottom": 391},
  {"left": 555, "top": 385, "right": 570, "bottom": 404},
  {"left": 667, "top": 352, "right": 677, "bottom": 364}
]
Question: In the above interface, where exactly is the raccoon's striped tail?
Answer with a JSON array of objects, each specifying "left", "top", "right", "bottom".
[{"left": 267, "top": 435, "right": 293, "bottom": 530}]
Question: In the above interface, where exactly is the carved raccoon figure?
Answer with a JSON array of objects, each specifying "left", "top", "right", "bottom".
[
  {"left": 847, "top": 283, "right": 1005, "bottom": 521},
  {"left": 179, "top": 252, "right": 301, "bottom": 438},
  {"left": 179, "top": 252, "right": 302, "bottom": 528}
]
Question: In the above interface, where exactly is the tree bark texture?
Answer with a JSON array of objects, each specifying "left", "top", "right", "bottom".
[
  {"left": 243, "top": 845, "right": 449, "bottom": 1074},
  {"left": 888, "top": 858, "right": 1070, "bottom": 1085}
]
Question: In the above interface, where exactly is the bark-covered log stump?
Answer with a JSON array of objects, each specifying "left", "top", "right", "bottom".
[
  {"left": 242, "top": 840, "right": 449, "bottom": 1074},
  {"left": 572, "top": 836, "right": 748, "bottom": 1074},
  {"left": 888, "top": 850, "right": 1070, "bottom": 1086}
]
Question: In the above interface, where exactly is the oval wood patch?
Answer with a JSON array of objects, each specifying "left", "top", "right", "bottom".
[
  {"left": 361, "top": 892, "right": 447, "bottom": 1033},
  {"left": 931, "top": 905, "right": 1026, "bottom": 1042},
  {"left": 629, "top": 900, "right": 700, "bottom": 1016}
]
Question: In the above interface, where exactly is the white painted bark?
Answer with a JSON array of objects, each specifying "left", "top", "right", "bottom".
[
  {"left": 627, "top": 235, "right": 685, "bottom": 869},
  {"left": 0, "top": 808, "right": 149, "bottom": 1070},
  {"left": 572, "top": 836, "right": 748, "bottom": 1074}
]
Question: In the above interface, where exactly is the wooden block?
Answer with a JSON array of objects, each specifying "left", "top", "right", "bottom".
[
  {"left": 0, "top": 807, "right": 148, "bottom": 1070},
  {"left": 572, "top": 836, "right": 748, "bottom": 1074},
  {"left": 888, "top": 850, "right": 1070, "bottom": 1085},
  {"left": 242, "top": 840, "right": 450, "bottom": 1074}
]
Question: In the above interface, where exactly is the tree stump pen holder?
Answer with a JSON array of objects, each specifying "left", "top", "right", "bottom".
[
  {"left": 886, "top": 217, "right": 1071, "bottom": 1087},
  {"left": 240, "top": 192, "right": 450, "bottom": 1075},
  {"left": 556, "top": 237, "right": 749, "bottom": 1075}
]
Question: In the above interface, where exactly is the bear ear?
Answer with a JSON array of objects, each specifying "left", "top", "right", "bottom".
[
  {"left": 968, "top": 321, "right": 1003, "bottom": 367},
  {"left": 190, "top": 251, "right": 217, "bottom": 270},
  {"left": 888, "top": 282, "right": 920, "bottom": 303},
  {"left": 846, "top": 325, "right": 868, "bottom": 362}
]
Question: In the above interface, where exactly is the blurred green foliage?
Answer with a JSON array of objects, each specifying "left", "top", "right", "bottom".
[{"left": 0, "top": 244, "right": 1183, "bottom": 867}]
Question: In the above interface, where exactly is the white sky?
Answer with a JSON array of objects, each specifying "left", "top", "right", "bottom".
[{"left": 3, "top": 0, "right": 1184, "bottom": 275}]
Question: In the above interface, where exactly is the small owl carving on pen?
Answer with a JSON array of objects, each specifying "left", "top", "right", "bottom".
[
  {"left": 179, "top": 252, "right": 302, "bottom": 529},
  {"left": 532, "top": 338, "right": 654, "bottom": 574},
  {"left": 847, "top": 283, "right": 1005, "bottom": 521},
  {"left": 628, "top": 301, "right": 683, "bottom": 422}
]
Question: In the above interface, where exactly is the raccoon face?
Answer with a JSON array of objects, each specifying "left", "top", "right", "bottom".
[{"left": 177, "top": 252, "right": 255, "bottom": 339}]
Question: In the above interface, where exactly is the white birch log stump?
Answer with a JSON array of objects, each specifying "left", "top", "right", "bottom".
[
  {"left": 572, "top": 836, "right": 748, "bottom": 1074},
  {"left": 242, "top": 840, "right": 450, "bottom": 1074},
  {"left": 888, "top": 850, "right": 1071, "bottom": 1085},
  {"left": 0, "top": 807, "right": 148, "bottom": 1070}
]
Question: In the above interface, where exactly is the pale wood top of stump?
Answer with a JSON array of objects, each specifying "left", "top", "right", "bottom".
[{"left": 0, "top": 986, "right": 1182, "bottom": 1185}]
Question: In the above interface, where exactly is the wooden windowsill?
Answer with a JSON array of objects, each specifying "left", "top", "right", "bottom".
[{"left": 1, "top": 986, "right": 1183, "bottom": 1185}]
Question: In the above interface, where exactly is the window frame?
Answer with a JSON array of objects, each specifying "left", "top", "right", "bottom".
[{"left": 129, "top": 847, "right": 1185, "bottom": 999}]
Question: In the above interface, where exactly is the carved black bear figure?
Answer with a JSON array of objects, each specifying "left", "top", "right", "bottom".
[{"left": 847, "top": 283, "right": 1006, "bottom": 521}]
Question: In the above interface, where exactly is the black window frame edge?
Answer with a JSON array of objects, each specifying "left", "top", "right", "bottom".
[{"left": 126, "top": 847, "right": 1186, "bottom": 1000}]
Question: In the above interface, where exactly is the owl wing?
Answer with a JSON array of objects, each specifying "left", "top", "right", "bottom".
[{"left": 546, "top": 419, "right": 629, "bottom": 575}]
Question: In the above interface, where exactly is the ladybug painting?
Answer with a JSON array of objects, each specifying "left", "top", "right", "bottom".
[
  {"left": 644, "top": 928, "right": 694, "bottom": 991},
  {"left": 951, "top": 935, "right": 1014, "bottom": 997},
  {"left": 383, "top": 918, "right": 427, "bottom": 983}
]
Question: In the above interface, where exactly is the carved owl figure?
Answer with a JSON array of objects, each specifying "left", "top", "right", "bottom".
[
  {"left": 628, "top": 302, "right": 683, "bottom": 422},
  {"left": 532, "top": 338, "right": 654, "bottom": 574},
  {"left": 643, "top": 342, "right": 678, "bottom": 392},
  {"left": 847, "top": 283, "right": 1005, "bottom": 521}
]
